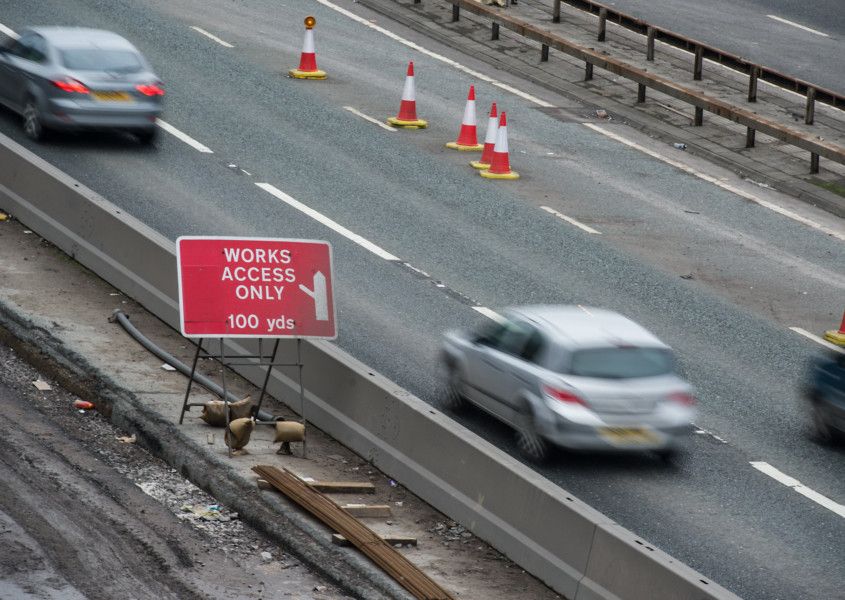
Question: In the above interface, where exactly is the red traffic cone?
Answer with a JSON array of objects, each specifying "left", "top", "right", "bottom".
[
  {"left": 289, "top": 16, "right": 326, "bottom": 80},
  {"left": 824, "top": 310, "right": 845, "bottom": 346},
  {"left": 471, "top": 102, "right": 498, "bottom": 169},
  {"left": 446, "top": 85, "right": 484, "bottom": 151},
  {"left": 387, "top": 62, "right": 428, "bottom": 129},
  {"left": 480, "top": 112, "right": 519, "bottom": 180}
]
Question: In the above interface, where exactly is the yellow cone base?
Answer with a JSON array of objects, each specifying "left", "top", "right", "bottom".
[
  {"left": 480, "top": 169, "right": 520, "bottom": 180},
  {"left": 823, "top": 330, "right": 845, "bottom": 346},
  {"left": 289, "top": 69, "right": 327, "bottom": 80},
  {"left": 446, "top": 142, "right": 484, "bottom": 151},
  {"left": 470, "top": 160, "right": 491, "bottom": 170},
  {"left": 387, "top": 117, "right": 428, "bottom": 129}
]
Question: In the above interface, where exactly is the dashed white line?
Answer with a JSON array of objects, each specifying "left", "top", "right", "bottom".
[
  {"left": 541, "top": 206, "right": 602, "bottom": 234},
  {"left": 317, "top": 0, "right": 843, "bottom": 242},
  {"left": 766, "top": 15, "right": 829, "bottom": 37},
  {"left": 190, "top": 26, "right": 234, "bottom": 48},
  {"left": 750, "top": 461, "right": 845, "bottom": 518},
  {"left": 255, "top": 182, "right": 400, "bottom": 261},
  {"left": 0, "top": 22, "right": 19, "bottom": 39},
  {"left": 789, "top": 327, "right": 845, "bottom": 354},
  {"left": 473, "top": 306, "right": 505, "bottom": 322},
  {"left": 156, "top": 119, "right": 214, "bottom": 153},
  {"left": 343, "top": 106, "right": 397, "bottom": 131}
]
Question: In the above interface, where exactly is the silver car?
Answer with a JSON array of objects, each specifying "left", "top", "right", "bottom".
[
  {"left": 0, "top": 27, "right": 163, "bottom": 143},
  {"left": 440, "top": 306, "right": 696, "bottom": 461}
]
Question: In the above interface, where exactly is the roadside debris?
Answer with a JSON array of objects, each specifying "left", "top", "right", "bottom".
[
  {"left": 160, "top": 363, "right": 176, "bottom": 371},
  {"left": 0, "top": 211, "right": 9, "bottom": 221},
  {"left": 673, "top": 143, "right": 687, "bottom": 150},
  {"left": 32, "top": 379, "right": 52, "bottom": 391},
  {"left": 73, "top": 399, "right": 95, "bottom": 410},
  {"left": 595, "top": 109, "right": 609, "bottom": 119},
  {"left": 116, "top": 434, "right": 137, "bottom": 444}
]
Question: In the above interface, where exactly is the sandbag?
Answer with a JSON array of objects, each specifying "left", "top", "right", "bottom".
[
  {"left": 273, "top": 421, "right": 305, "bottom": 443},
  {"left": 224, "top": 417, "right": 255, "bottom": 451},
  {"left": 200, "top": 396, "right": 252, "bottom": 427}
]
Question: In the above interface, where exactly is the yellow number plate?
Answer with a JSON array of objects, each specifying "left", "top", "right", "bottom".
[
  {"left": 93, "top": 91, "right": 132, "bottom": 102},
  {"left": 598, "top": 427, "right": 658, "bottom": 444}
]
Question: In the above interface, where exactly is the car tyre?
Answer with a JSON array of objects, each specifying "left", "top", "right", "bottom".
[
  {"left": 136, "top": 127, "right": 158, "bottom": 145},
  {"left": 811, "top": 401, "right": 841, "bottom": 445},
  {"left": 655, "top": 448, "right": 680, "bottom": 465},
  {"left": 439, "top": 364, "right": 467, "bottom": 412},
  {"left": 515, "top": 410, "right": 548, "bottom": 463},
  {"left": 23, "top": 100, "right": 47, "bottom": 142}
]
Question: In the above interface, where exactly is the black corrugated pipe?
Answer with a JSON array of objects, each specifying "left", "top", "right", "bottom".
[{"left": 110, "top": 309, "right": 275, "bottom": 422}]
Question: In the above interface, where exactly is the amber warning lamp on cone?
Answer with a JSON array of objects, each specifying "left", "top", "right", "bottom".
[{"left": 304, "top": 16, "right": 316, "bottom": 29}]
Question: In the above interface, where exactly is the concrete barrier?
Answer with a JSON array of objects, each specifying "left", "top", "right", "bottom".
[{"left": 0, "top": 132, "right": 741, "bottom": 599}]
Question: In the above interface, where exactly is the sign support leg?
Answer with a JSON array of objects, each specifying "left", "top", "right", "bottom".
[
  {"left": 298, "top": 338, "right": 306, "bottom": 458},
  {"left": 254, "top": 338, "right": 281, "bottom": 419},
  {"left": 179, "top": 338, "right": 204, "bottom": 424},
  {"left": 220, "top": 337, "right": 232, "bottom": 458}
]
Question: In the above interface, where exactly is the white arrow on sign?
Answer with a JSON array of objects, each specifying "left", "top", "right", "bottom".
[{"left": 299, "top": 271, "right": 329, "bottom": 321}]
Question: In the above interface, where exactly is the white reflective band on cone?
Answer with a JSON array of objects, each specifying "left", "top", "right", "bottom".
[
  {"left": 494, "top": 125, "right": 509, "bottom": 153},
  {"left": 401, "top": 75, "right": 415, "bottom": 101},
  {"left": 303, "top": 29, "right": 316, "bottom": 53},
  {"left": 462, "top": 99, "right": 476, "bottom": 126}
]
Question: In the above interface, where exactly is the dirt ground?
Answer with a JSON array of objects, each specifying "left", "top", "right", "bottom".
[{"left": 0, "top": 341, "right": 348, "bottom": 600}]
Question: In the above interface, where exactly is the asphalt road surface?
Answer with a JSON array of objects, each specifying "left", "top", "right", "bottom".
[
  {"left": 605, "top": 0, "right": 845, "bottom": 93},
  {"left": 0, "top": 1, "right": 843, "bottom": 599},
  {"left": 0, "top": 344, "right": 342, "bottom": 600}
]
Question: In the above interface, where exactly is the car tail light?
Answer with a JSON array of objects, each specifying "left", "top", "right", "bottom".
[
  {"left": 52, "top": 78, "right": 89, "bottom": 94},
  {"left": 135, "top": 83, "right": 165, "bottom": 96},
  {"left": 668, "top": 392, "right": 696, "bottom": 406},
  {"left": 542, "top": 385, "right": 587, "bottom": 407}
]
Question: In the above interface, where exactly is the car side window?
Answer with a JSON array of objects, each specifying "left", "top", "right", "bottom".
[
  {"left": 9, "top": 34, "right": 44, "bottom": 62},
  {"left": 29, "top": 36, "right": 48, "bottom": 63},
  {"left": 520, "top": 328, "right": 545, "bottom": 364},
  {"left": 496, "top": 321, "right": 534, "bottom": 357}
]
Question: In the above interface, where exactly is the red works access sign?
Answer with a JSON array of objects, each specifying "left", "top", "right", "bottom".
[{"left": 176, "top": 237, "right": 336, "bottom": 339}]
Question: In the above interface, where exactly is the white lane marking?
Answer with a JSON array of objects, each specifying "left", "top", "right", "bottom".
[
  {"left": 584, "top": 124, "right": 845, "bottom": 242},
  {"left": 343, "top": 106, "right": 397, "bottom": 131},
  {"left": 750, "top": 462, "right": 845, "bottom": 518},
  {"left": 316, "top": 0, "right": 554, "bottom": 108},
  {"left": 255, "top": 182, "right": 400, "bottom": 261},
  {"left": 541, "top": 205, "right": 601, "bottom": 234},
  {"left": 766, "top": 15, "right": 829, "bottom": 37},
  {"left": 190, "top": 26, "right": 235, "bottom": 48},
  {"left": 156, "top": 119, "right": 214, "bottom": 153},
  {"left": 0, "top": 22, "right": 19, "bottom": 39},
  {"left": 318, "top": 0, "right": 842, "bottom": 243},
  {"left": 473, "top": 306, "right": 505, "bottom": 322},
  {"left": 789, "top": 327, "right": 845, "bottom": 354}
]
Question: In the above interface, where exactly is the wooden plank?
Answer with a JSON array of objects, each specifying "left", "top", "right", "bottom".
[
  {"left": 333, "top": 533, "right": 417, "bottom": 547},
  {"left": 253, "top": 465, "right": 454, "bottom": 600},
  {"left": 310, "top": 481, "right": 375, "bottom": 494},
  {"left": 341, "top": 504, "right": 392, "bottom": 518}
]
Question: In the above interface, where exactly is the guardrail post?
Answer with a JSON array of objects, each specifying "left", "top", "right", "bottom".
[
  {"left": 810, "top": 152, "right": 819, "bottom": 174},
  {"left": 694, "top": 106, "right": 703, "bottom": 126},
  {"left": 693, "top": 45, "right": 703, "bottom": 80},
  {"left": 492, "top": 22, "right": 499, "bottom": 40},
  {"left": 637, "top": 84, "right": 646, "bottom": 103},
  {"left": 746, "top": 127, "right": 756, "bottom": 148},
  {"left": 585, "top": 62, "right": 593, "bottom": 80},
  {"left": 541, "top": 44, "right": 549, "bottom": 62},
  {"left": 598, "top": 8, "right": 607, "bottom": 41},
  {"left": 748, "top": 66, "right": 759, "bottom": 102},
  {"left": 646, "top": 27, "right": 655, "bottom": 61},
  {"left": 452, "top": 4, "right": 459, "bottom": 22},
  {"left": 805, "top": 88, "right": 816, "bottom": 124},
  {"left": 553, "top": 0, "right": 561, "bottom": 23}
]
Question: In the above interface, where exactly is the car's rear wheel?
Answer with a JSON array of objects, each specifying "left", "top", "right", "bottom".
[
  {"left": 439, "top": 363, "right": 467, "bottom": 412},
  {"left": 135, "top": 128, "right": 158, "bottom": 145},
  {"left": 23, "top": 100, "right": 46, "bottom": 141},
  {"left": 515, "top": 409, "right": 548, "bottom": 463}
]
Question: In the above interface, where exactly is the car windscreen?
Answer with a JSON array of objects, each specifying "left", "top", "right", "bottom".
[
  {"left": 569, "top": 347, "right": 674, "bottom": 379},
  {"left": 60, "top": 48, "right": 143, "bottom": 73}
]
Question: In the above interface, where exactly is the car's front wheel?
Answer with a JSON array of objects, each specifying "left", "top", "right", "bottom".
[
  {"left": 811, "top": 401, "right": 840, "bottom": 444},
  {"left": 23, "top": 100, "right": 46, "bottom": 141},
  {"left": 135, "top": 127, "right": 157, "bottom": 145},
  {"left": 515, "top": 408, "right": 548, "bottom": 463}
]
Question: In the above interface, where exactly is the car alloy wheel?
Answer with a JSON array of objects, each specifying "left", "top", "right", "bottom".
[
  {"left": 515, "top": 412, "right": 548, "bottom": 462},
  {"left": 23, "top": 101, "right": 44, "bottom": 141},
  {"left": 812, "top": 404, "right": 835, "bottom": 444}
]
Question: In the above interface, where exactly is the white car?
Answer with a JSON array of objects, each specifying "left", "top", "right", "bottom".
[{"left": 440, "top": 305, "right": 696, "bottom": 461}]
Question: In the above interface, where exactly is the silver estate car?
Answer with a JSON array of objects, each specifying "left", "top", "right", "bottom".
[
  {"left": 0, "top": 27, "right": 163, "bottom": 143},
  {"left": 440, "top": 306, "right": 696, "bottom": 461}
]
